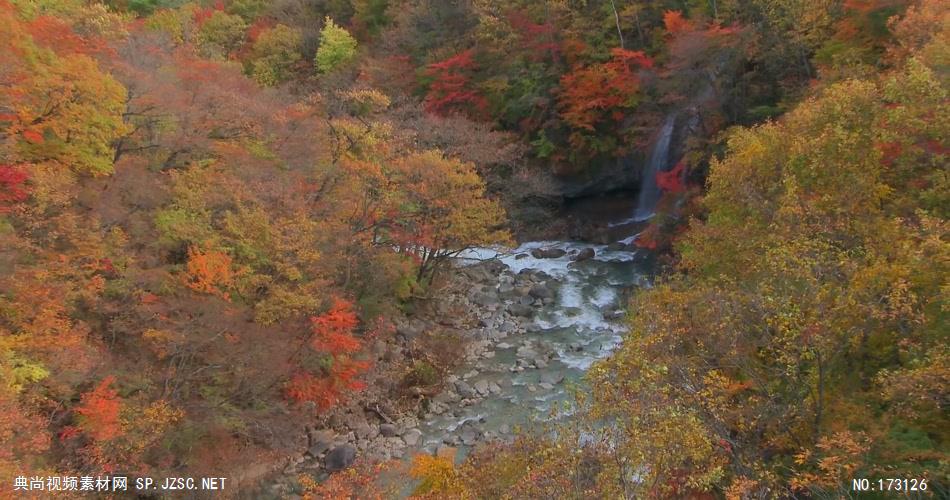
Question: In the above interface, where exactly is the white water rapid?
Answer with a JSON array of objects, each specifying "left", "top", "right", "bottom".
[{"left": 412, "top": 241, "right": 653, "bottom": 455}]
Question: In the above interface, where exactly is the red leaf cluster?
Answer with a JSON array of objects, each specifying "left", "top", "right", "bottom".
[
  {"left": 559, "top": 49, "right": 653, "bottom": 131},
  {"left": 75, "top": 376, "right": 123, "bottom": 442},
  {"left": 656, "top": 161, "right": 687, "bottom": 193},
  {"left": 27, "top": 15, "right": 111, "bottom": 57},
  {"left": 876, "top": 141, "right": 903, "bottom": 166},
  {"left": 192, "top": 1, "right": 225, "bottom": 28},
  {"left": 310, "top": 298, "right": 362, "bottom": 355},
  {"left": 285, "top": 361, "right": 369, "bottom": 411},
  {"left": 286, "top": 298, "right": 370, "bottom": 411},
  {"left": 663, "top": 10, "right": 693, "bottom": 34},
  {"left": 506, "top": 9, "right": 559, "bottom": 61},
  {"left": 423, "top": 49, "right": 489, "bottom": 119},
  {"left": 21, "top": 129, "right": 43, "bottom": 143},
  {"left": 0, "top": 163, "right": 29, "bottom": 212}
]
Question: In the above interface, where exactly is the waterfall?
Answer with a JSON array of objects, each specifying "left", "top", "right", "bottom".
[{"left": 632, "top": 115, "right": 676, "bottom": 221}]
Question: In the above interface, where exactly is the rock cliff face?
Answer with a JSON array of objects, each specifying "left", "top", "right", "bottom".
[
  {"left": 552, "top": 99, "right": 708, "bottom": 200},
  {"left": 551, "top": 47, "right": 734, "bottom": 202},
  {"left": 553, "top": 149, "right": 647, "bottom": 199}
]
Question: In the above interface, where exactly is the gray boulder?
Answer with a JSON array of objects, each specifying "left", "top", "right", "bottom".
[
  {"left": 402, "top": 428, "right": 423, "bottom": 447},
  {"left": 530, "top": 248, "right": 567, "bottom": 259},
  {"left": 572, "top": 248, "right": 596, "bottom": 261},
  {"left": 308, "top": 440, "right": 332, "bottom": 457},
  {"left": 324, "top": 444, "right": 356, "bottom": 472},
  {"left": 507, "top": 303, "right": 534, "bottom": 317},
  {"left": 460, "top": 428, "right": 479, "bottom": 446},
  {"left": 604, "top": 309, "right": 625, "bottom": 320},
  {"left": 472, "top": 292, "right": 499, "bottom": 307},
  {"left": 455, "top": 381, "right": 476, "bottom": 399},
  {"left": 529, "top": 284, "right": 555, "bottom": 300}
]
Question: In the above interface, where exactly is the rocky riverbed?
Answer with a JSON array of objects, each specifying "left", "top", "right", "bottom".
[
  {"left": 413, "top": 241, "right": 652, "bottom": 455},
  {"left": 266, "top": 240, "right": 653, "bottom": 496}
]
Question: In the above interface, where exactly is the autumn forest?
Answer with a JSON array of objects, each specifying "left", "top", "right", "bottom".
[{"left": 0, "top": 0, "right": 946, "bottom": 498}]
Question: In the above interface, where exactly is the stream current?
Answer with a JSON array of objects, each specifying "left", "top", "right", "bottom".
[{"left": 414, "top": 241, "right": 654, "bottom": 455}]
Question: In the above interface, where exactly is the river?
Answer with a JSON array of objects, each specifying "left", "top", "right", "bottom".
[{"left": 411, "top": 240, "right": 655, "bottom": 456}]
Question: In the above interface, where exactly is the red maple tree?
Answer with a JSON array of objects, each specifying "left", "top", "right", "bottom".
[
  {"left": 286, "top": 297, "right": 370, "bottom": 411},
  {"left": 656, "top": 161, "right": 687, "bottom": 194},
  {"left": 423, "top": 49, "right": 489, "bottom": 119},
  {"left": 0, "top": 164, "right": 29, "bottom": 212},
  {"left": 559, "top": 48, "right": 653, "bottom": 132},
  {"left": 75, "top": 376, "right": 123, "bottom": 442},
  {"left": 310, "top": 297, "right": 362, "bottom": 355}
]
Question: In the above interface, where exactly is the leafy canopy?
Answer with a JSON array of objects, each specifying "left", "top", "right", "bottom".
[{"left": 315, "top": 16, "right": 358, "bottom": 74}]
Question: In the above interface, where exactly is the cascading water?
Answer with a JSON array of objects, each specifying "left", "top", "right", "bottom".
[
  {"left": 632, "top": 114, "right": 676, "bottom": 221},
  {"left": 407, "top": 243, "right": 653, "bottom": 458}
]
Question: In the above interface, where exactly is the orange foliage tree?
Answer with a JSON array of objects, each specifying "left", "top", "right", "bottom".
[
  {"left": 286, "top": 298, "right": 370, "bottom": 411},
  {"left": 74, "top": 376, "right": 123, "bottom": 442},
  {"left": 663, "top": 10, "right": 694, "bottom": 34},
  {"left": 386, "top": 151, "right": 510, "bottom": 280},
  {"left": 309, "top": 298, "right": 362, "bottom": 355},
  {"left": 184, "top": 245, "right": 235, "bottom": 299},
  {"left": 558, "top": 48, "right": 653, "bottom": 158}
]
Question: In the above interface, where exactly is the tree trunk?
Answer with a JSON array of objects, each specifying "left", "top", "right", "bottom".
[{"left": 609, "top": 0, "right": 625, "bottom": 49}]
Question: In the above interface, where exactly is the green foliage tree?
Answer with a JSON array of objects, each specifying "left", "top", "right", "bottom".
[
  {"left": 196, "top": 10, "right": 246, "bottom": 59},
  {"left": 315, "top": 16, "right": 358, "bottom": 73},
  {"left": 249, "top": 23, "right": 303, "bottom": 86}
]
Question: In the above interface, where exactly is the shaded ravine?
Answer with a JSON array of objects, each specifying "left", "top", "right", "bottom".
[{"left": 410, "top": 241, "right": 655, "bottom": 457}]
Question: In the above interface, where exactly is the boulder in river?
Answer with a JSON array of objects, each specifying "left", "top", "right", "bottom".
[
  {"left": 603, "top": 309, "right": 625, "bottom": 320},
  {"left": 379, "top": 423, "right": 398, "bottom": 438},
  {"left": 529, "top": 284, "right": 555, "bottom": 300},
  {"left": 530, "top": 248, "right": 567, "bottom": 259},
  {"left": 460, "top": 428, "right": 479, "bottom": 446},
  {"left": 572, "top": 248, "right": 596, "bottom": 261},
  {"left": 324, "top": 444, "right": 356, "bottom": 472},
  {"left": 516, "top": 345, "right": 539, "bottom": 359}
]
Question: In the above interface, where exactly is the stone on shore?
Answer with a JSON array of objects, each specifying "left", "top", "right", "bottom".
[{"left": 324, "top": 444, "right": 356, "bottom": 472}]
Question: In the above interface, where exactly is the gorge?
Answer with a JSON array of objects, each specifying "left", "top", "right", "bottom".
[{"left": 2, "top": 1, "right": 945, "bottom": 498}]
